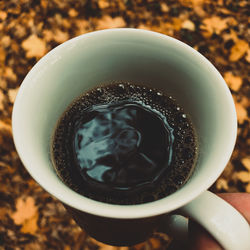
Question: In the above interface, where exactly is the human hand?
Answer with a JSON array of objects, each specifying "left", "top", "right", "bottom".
[{"left": 188, "top": 193, "right": 250, "bottom": 250}]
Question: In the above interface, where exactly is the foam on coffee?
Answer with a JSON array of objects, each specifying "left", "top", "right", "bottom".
[{"left": 51, "top": 82, "right": 197, "bottom": 204}]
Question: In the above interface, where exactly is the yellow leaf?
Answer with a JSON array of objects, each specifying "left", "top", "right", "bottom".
[
  {"left": 246, "top": 183, "right": 250, "bottom": 193},
  {"left": 75, "top": 19, "right": 89, "bottom": 35},
  {"left": 235, "top": 102, "right": 247, "bottom": 124},
  {"left": 245, "top": 49, "right": 250, "bottom": 63},
  {"left": 68, "top": 8, "right": 78, "bottom": 17},
  {"left": 21, "top": 34, "right": 47, "bottom": 58},
  {"left": 98, "top": 0, "right": 110, "bottom": 9},
  {"left": 224, "top": 72, "right": 242, "bottom": 91},
  {"left": 21, "top": 213, "right": 38, "bottom": 234},
  {"left": 229, "top": 40, "right": 249, "bottom": 62},
  {"left": 182, "top": 20, "right": 195, "bottom": 31},
  {"left": 0, "top": 11, "right": 7, "bottom": 20},
  {"left": 96, "top": 16, "right": 126, "bottom": 30},
  {"left": 235, "top": 171, "right": 250, "bottom": 183},
  {"left": 242, "top": 158, "right": 250, "bottom": 171},
  {"left": 201, "top": 16, "right": 228, "bottom": 36},
  {"left": 161, "top": 3, "right": 169, "bottom": 12},
  {"left": 8, "top": 87, "right": 19, "bottom": 103},
  {"left": 216, "top": 178, "right": 228, "bottom": 190},
  {"left": 172, "top": 18, "right": 182, "bottom": 31},
  {"left": 11, "top": 197, "right": 37, "bottom": 225},
  {"left": 53, "top": 29, "right": 69, "bottom": 44}
]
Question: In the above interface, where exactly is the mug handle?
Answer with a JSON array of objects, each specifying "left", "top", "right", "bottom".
[{"left": 161, "top": 191, "right": 250, "bottom": 250}]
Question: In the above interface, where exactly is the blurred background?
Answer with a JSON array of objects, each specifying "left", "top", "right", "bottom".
[{"left": 0, "top": 0, "right": 249, "bottom": 249}]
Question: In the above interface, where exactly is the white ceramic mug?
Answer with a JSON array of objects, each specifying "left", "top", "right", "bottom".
[{"left": 12, "top": 29, "right": 250, "bottom": 249}]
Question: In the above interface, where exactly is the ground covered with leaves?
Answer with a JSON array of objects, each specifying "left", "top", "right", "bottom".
[{"left": 0, "top": 0, "right": 249, "bottom": 249}]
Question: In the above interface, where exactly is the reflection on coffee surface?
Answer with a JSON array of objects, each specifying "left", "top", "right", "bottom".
[{"left": 51, "top": 83, "right": 197, "bottom": 204}]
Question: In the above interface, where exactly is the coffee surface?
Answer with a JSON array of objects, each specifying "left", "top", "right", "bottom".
[{"left": 51, "top": 82, "right": 197, "bottom": 204}]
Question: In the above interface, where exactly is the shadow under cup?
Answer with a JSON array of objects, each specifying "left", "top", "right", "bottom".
[{"left": 12, "top": 29, "right": 237, "bottom": 245}]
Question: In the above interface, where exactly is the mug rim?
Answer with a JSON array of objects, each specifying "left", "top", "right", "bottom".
[{"left": 12, "top": 28, "right": 237, "bottom": 219}]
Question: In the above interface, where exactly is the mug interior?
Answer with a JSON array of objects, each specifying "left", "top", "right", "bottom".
[{"left": 12, "top": 29, "right": 237, "bottom": 218}]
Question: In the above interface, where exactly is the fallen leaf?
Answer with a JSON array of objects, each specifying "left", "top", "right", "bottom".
[
  {"left": 234, "top": 171, "right": 250, "bottom": 183},
  {"left": 182, "top": 19, "right": 195, "bottom": 31},
  {"left": 68, "top": 8, "right": 78, "bottom": 17},
  {"left": 0, "top": 46, "right": 6, "bottom": 64},
  {"left": 224, "top": 72, "right": 243, "bottom": 91},
  {"left": 245, "top": 49, "right": 250, "bottom": 63},
  {"left": 223, "top": 29, "right": 238, "bottom": 43},
  {"left": 216, "top": 178, "right": 229, "bottom": 190},
  {"left": 21, "top": 34, "right": 47, "bottom": 58},
  {"left": 242, "top": 158, "right": 250, "bottom": 171},
  {"left": 11, "top": 197, "right": 38, "bottom": 225},
  {"left": 54, "top": 29, "right": 69, "bottom": 43},
  {"left": 229, "top": 39, "right": 249, "bottom": 62},
  {"left": 43, "top": 30, "right": 54, "bottom": 42},
  {"left": 0, "top": 11, "right": 7, "bottom": 20},
  {"left": 21, "top": 213, "right": 38, "bottom": 234},
  {"left": 172, "top": 18, "right": 182, "bottom": 31},
  {"left": 2, "top": 36, "right": 11, "bottom": 48},
  {"left": 75, "top": 19, "right": 89, "bottom": 35},
  {"left": 194, "top": 5, "right": 206, "bottom": 17},
  {"left": 4, "top": 67, "right": 17, "bottom": 82},
  {"left": 235, "top": 102, "right": 247, "bottom": 124},
  {"left": 97, "top": 16, "right": 126, "bottom": 30},
  {"left": 24, "top": 242, "right": 45, "bottom": 250},
  {"left": 14, "top": 24, "right": 27, "bottom": 39},
  {"left": 0, "top": 90, "right": 5, "bottom": 110},
  {"left": 201, "top": 16, "right": 228, "bottom": 36},
  {"left": 138, "top": 24, "right": 151, "bottom": 31},
  {"left": 8, "top": 87, "right": 19, "bottom": 103},
  {"left": 161, "top": 3, "right": 169, "bottom": 12},
  {"left": 178, "top": 0, "right": 204, "bottom": 7},
  {"left": 246, "top": 183, "right": 250, "bottom": 193},
  {"left": 98, "top": 0, "right": 110, "bottom": 9},
  {"left": 0, "top": 119, "right": 12, "bottom": 133}
]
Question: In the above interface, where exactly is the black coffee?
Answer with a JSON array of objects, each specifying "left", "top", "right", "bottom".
[{"left": 51, "top": 82, "right": 197, "bottom": 204}]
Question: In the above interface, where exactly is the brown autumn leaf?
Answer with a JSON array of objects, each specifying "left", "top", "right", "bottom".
[
  {"left": 96, "top": 15, "right": 126, "bottom": 30},
  {"left": 53, "top": 29, "right": 69, "bottom": 43},
  {"left": 178, "top": 0, "right": 205, "bottom": 7},
  {"left": 172, "top": 18, "right": 182, "bottom": 31},
  {"left": 21, "top": 213, "right": 38, "bottom": 234},
  {"left": 98, "top": 0, "right": 110, "bottom": 9},
  {"left": 201, "top": 16, "right": 228, "bottom": 37},
  {"left": 224, "top": 72, "right": 243, "bottom": 91},
  {"left": 216, "top": 178, "right": 229, "bottom": 190},
  {"left": 11, "top": 197, "right": 38, "bottom": 225},
  {"left": 75, "top": 19, "right": 89, "bottom": 35},
  {"left": 160, "top": 3, "right": 169, "bottom": 12},
  {"left": 235, "top": 102, "right": 247, "bottom": 124},
  {"left": 0, "top": 46, "right": 6, "bottom": 64},
  {"left": 43, "top": 30, "right": 54, "bottom": 42},
  {"left": 245, "top": 49, "right": 250, "bottom": 63},
  {"left": 8, "top": 87, "right": 19, "bottom": 103},
  {"left": 229, "top": 39, "right": 249, "bottom": 62},
  {"left": 242, "top": 158, "right": 250, "bottom": 171},
  {"left": 68, "top": 8, "right": 78, "bottom": 17},
  {"left": 234, "top": 171, "right": 250, "bottom": 183},
  {"left": 246, "top": 183, "right": 250, "bottom": 193},
  {"left": 0, "top": 90, "right": 5, "bottom": 110},
  {"left": 21, "top": 34, "right": 47, "bottom": 58},
  {"left": 0, "top": 11, "right": 7, "bottom": 20},
  {"left": 4, "top": 67, "right": 17, "bottom": 82}
]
